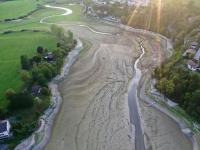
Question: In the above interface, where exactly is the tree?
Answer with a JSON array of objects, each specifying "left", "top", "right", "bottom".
[
  {"left": 68, "top": 30, "right": 73, "bottom": 39},
  {"left": 5, "top": 88, "right": 15, "bottom": 100},
  {"left": 32, "top": 55, "right": 42, "bottom": 63},
  {"left": 0, "top": 106, "right": 6, "bottom": 119},
  {"left": 20, "top": 70, "right": 31, "bottom": 85},
  {"left": 120, "top": 16, "right": 126, "bottom": 24},
  {"left": 41, "top": 87, "right": 50, "bottom": 96},
  {"left": 157, "top": 78, "right": 168, "bottom": 97},
  {"left": 166, "top": 80, "right": 175, "bottom": 97},
  {"left": 57, "top": 42, "right": 61, "bottom": 47},
  {"left": 50, "top": 24, "right": 64, "bottom": 39},
  {"left": 38, "top": 74, "right": 48, "bottom": 87},
  {"left": 9, "top": 91, "right": 34, "bottom": 109},
  {"left": 37, "top": 46, "right": 43, "bottom": 54},
  {"left": 20, "top": 55, "right": 30, "bottom": 70}
]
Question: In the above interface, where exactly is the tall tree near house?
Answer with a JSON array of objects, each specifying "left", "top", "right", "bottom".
[
  {"left": 0, "top": 106, "right": 6, "bottom": 119},
  {"left": 37, "top": 46, "right": 43, "bottom": 54},
  {"left": 5, "top": 88, "right": 15, "bottom": 100},
  {"left": 68, "top": 30, "right": 73, "bottom": 39},
  {"left": 8, "top": 91, "right": 34, "bottom": 109},
  {"left": 32, "top": 55, "right": 42, "bottom": 63},
  {"left": 20, "top": 70, "right": 31, "bottom": 85},
  {"left": 20, "top": 55, "right": 30, "bottom": 70}
]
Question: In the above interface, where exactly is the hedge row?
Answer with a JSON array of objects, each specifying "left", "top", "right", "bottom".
[{"left": 3, "top": 5, "right": 44, "bottom": 22}]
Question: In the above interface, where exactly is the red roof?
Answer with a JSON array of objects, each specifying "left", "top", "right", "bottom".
[
  {"left": 186, "top": 49, "right": 196, "bottom": 54},
  {"left": 188, "top": 60, "right": 199, "bottom": 69},
  {"left": 191, "top": 42, "right": 198, "bottom": 46}
]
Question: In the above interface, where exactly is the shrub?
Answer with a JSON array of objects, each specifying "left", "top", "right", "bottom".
[
  {"left": 41, "top": 87, "right": 50, "bottom": 96},
  {"left": 3, "top": 30, "right": 13, "bottom": 34},
  {"left": 37, "top": 46, "right": 44, "bottom": 54},
  {"left": 4, "top": 18, "right": 11, "bottom": 21},
  {"left": 33, "top": 30, "right": 39, "bottom": 32},
  {"left": 16, "top": 114, "right": 22, "bottom": 120},
  {"left": 21, "top": 29, "right": 28, "bottom": 32},
  {"left": 35, "top": 110, "right": 41, "bottom": 117}
]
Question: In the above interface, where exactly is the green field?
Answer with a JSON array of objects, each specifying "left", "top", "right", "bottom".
[
  {"left": 0, "top": 0, "right": 44, "bottom": 21},
  {"left": 0, "top": 32, "right": 58, "bottom": 108}
]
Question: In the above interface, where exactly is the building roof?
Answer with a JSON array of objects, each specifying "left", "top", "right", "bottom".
[
  {"left": 186, "top": 49, "right": 196, "bottom": 54},
  {"left": 32, "top": 86, "right": 41, "bottom": 94},
  {"left": 191, "top": 42, "right": 198, "bottom": 46},
  {"left": 188, "top": 60, "right": 199, "bottom": 69},
  {"left": 0, "top": 122, "right": 7, "bottom": 133}
]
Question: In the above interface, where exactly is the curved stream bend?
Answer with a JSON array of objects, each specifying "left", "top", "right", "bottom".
[
  {"left": 128, "top": 40, "right": 145, "bottom": 150},
  {"left": 40, "top": 5, "right": 111, "bottom": 35}
]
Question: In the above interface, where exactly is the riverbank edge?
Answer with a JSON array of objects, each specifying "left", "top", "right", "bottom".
[
  {"left": 138, "top": 75, "right": 198, "bottom": 150},
  {"left": 14, "top": 38, "right": 84, "bottom": 150}
]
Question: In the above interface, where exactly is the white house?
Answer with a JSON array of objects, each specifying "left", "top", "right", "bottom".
[{"left": 0, "top": 120, "right": 11, "bottom": 139}]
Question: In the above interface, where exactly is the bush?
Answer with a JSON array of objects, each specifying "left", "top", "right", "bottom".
[
  {"left": 16, "top": 114, "right": 22, "bottom": 120},
  {"left": 21, "top": 29, "right": 28, "bottom": 32},
  {"left": 8, "top": 144, "right": 15, "bottom": 150},
  {"left": 18, "top": 16, "right": 24, "bottom": 19},
  {"left": 4, "top": 30, "right": 13, "bottom": 34},
  {"left": 41, "top": 87, "right": 50, "bottom": 96},
  {"left": 35, "top": 110, "right": 41, "bottom": 117},
  {"left": 4, "top": 18, "right": 11, "bottom": 21},
  {"left": 33, "top": 30, "right": 39, "bottom": 32}
]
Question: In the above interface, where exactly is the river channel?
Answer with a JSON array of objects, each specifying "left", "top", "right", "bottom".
[{"left": 128, "top": 40, "right": 145, "bottom": 150}]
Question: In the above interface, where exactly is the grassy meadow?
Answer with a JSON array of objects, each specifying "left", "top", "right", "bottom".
[
  {"left": 0, "top": 0, "right": 44, "bottom": 21},
  {"left": 0, "top": 32, "right": 58, "bottom": 108}
]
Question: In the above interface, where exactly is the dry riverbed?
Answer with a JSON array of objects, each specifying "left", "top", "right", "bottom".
[{"left": 44, "top": 23, "right": 192, "bottom": 150}]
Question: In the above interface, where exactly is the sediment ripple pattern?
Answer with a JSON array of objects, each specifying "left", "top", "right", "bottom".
[{"left": 45, "top": 35, "right": 141, "bottom": 150}]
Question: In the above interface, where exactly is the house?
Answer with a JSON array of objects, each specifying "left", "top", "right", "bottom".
[
  {"left": 97, "top": 1, "right": 106, "bottom": 5},
  {"left": 0, "top": 120, "right": 11, "bottom": 140},
  {"left": 31, "top": 86, "right": 41, "bottom": 94},
  {"left": 44, "top": 52, "right": 53, "bottom": 62},
  {"left": 109, "top": 1, "right": 115, "bottom": 4},
  {"left": 188, "top": 59, "right": 200, "bottom": 71},
  {"left": 191, "top": 41, "right": 198, "bottom": 49},
  {"left": 182, "top": 49, "right": 196, "bottom": 57}
]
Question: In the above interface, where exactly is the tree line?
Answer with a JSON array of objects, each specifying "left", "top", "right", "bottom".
[{"left": 2, "top": 25, "right": 76, "bottom": 120}]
